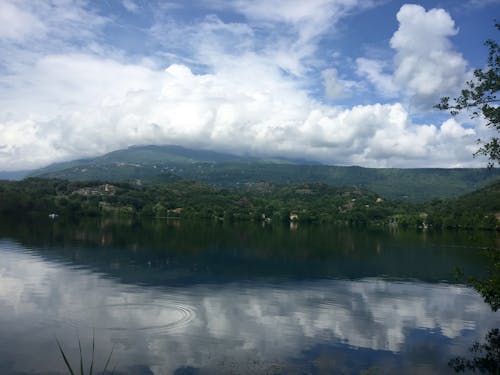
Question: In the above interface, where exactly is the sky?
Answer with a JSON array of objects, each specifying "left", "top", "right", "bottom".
[{"left": 0, "top": 0, "right": 498, "bottom": 171}]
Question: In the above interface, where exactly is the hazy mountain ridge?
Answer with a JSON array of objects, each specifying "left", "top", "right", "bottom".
[
  {"left": 28, "top": 145, "right": 500, "bottom": 202},
  {"left": 0, "top": 170, "right": 33, "bottom": 180}
]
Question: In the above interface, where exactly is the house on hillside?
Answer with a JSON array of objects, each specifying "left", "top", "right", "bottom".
[
  {"left": 104, "top": 184, "right": 115, "bottom": 192},
  {"left": 74, "top": 184, "right": 116, "bottom": 196}
]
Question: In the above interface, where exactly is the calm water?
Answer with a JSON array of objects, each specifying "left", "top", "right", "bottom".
[{"left": 0, "top": 218, "right": 498, "bottom": 374}]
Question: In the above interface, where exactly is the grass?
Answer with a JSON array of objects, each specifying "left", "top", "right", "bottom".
[{"left": 56, "top": 333, "right": 115, "bottom": 375}]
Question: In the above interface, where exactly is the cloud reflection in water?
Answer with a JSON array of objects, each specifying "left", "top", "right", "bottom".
[{"left": 0, "top": 241, "right": 498, "bottom": 374}]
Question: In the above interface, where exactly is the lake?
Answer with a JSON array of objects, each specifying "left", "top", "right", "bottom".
[{"left": 0, "top": 217, "right": 498, "bottom": 374}]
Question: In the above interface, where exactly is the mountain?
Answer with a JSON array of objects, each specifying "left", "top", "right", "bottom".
[
  {"left": 439, "top": 178, "right": 500, "bottom": 213},
  {"left": 0, "top": 170, "right": 33, "bottom": 180},
  {"left": 29, "top": 145, "right": 500, "bottom": 202},
  {"left": 424, "top": 179, "right": 500, "bottom": 229}
]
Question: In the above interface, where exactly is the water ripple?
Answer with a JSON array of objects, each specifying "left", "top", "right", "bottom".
[{"left": 65, "top": 302, "right": 196, "bottom": 335}]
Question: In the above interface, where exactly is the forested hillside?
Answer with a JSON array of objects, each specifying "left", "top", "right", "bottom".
[
  {"left": 425, "top": 179, "right": 500, "bottom": 229},
  {"left": 29, "top": 145, "right": 500, "bottom": 201},
  {"left": 1, "top": 177, "right": 498, "bottom": 230}
]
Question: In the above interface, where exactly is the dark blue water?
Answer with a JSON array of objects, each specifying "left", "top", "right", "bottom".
[{"left": 0, "top": 218, "right": 498, "bottom": 374}]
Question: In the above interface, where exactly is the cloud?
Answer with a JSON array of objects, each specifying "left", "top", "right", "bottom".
[
  {"left": 390, "top": 4, "right": 468, "bottom": 107},
  {"left": 356, "top": 58, "right": 398, "bottom": 98},
  {"left": 0, "top": 0, "right": 106, "bottom": 44},
  {"left": 0, "top": 0, "right": 45, "bottom": 41},
  {"left": 439, "top": 118, "right": 475, "bottom": 138},
  {"left": 122, "top": 0, "right": 139, "bottom": 13},
  {"left": 1, "top": 242, "right": 498, "bottom": 374},
  {"left": 0, "top": 0, "right": 109, "bottom": 78},
  {"left": 0, "top": 1, "right": 486, "bottom": 170},
  {"left": 358, "top": 4, "right": 469, "bottom": 109},
  {"left": 204, "top": 0, "right": 378, "bottom": 76},
  {"left": 321, "top": 68, "right": 358, "bottom": 99},
  {"left": 0, "top": 53, "right": 481, "bottom": 170},
  {"left": 149, "top": 14, "right": 255, "bottom": 72},
  {"left": 224, "top": 0, "right": 366, "bottom": 41}
]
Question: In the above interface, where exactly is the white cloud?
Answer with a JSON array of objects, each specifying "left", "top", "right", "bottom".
[
  {"left": 223, "top": 0, "right": 377, "bottom": 40},
  {"left": 0, "top": 1, "right": 486, "bottom": 170},
  {"left": 321, "top": 68, "right": 357, "bottom": 99},
  {"left": 226, "top": 0, "right": 346, "bottom": 40},
  {"left": 390, "top": 4, "right": 468, "bottom": 107},
  {"left": 0, "top": 54, "right": 481, "bottom": 170},
  {"left": 2, "top": 244, "right": 498, "bottom": 374},
  {"left": 0, "top": 54, "right": 161, "bottom": 119},
  {"left": 356, "top": 58, "right": 398, "bottom": 98},
  {"left": 358, "top": 4, "right": 469, "bottom": 109},
  {"left": 439, "top": 118, "right": 475, "bottom": 139},
  {"left": 0, "top": 0, "right": 45, "bottom": 41},
  {"left": 150, "top": 15, "right": 255, "bottom": 70},
  {"left": 204, "top": 0, "right": 378, "bottom": 76},
  {"left": 0, "top": 0, "right": 109, "bottom": 82},
  {"left": 122, "top": 0, "right": 139, "bottom": 13}
]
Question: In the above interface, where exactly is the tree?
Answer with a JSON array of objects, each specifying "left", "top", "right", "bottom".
[
  {"left": 449, "top": 328, "right": 500, "bottom": 374},
  {"left": 437, "top": 24, "right": 500, "bottom": 374},
  {"left": 436, "top": 23, "right": 500, "bottom": 167}
]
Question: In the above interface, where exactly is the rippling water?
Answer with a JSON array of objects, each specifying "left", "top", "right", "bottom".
[{"left": 0, "top": 218, "right": 498, "bottom": 374}]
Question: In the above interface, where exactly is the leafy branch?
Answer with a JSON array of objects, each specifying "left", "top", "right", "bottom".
[{"left": 436, "top": 23, "right": 500, "bottom": 167}]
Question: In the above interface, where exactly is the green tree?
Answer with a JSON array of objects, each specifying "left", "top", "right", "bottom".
[
  {"left": 438, "top": 23, "right": 500, "bottom": 374},
  {"left": 436, "top": 23, "right": 500, "bottom": 167},
  {"left": 449, "top": 328, "right": 500, "bottom": 374}
]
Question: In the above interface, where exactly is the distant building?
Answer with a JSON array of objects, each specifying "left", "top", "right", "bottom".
[{"left": 74, "top": 184, "right": 116, "bottom": 196}]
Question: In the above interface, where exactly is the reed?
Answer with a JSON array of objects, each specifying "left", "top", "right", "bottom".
[{"left": 56, "top": 333, "right": 115, "bottom": 375}]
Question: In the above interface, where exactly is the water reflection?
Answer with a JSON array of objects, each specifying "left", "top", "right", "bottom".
[
  {"left": 0, "top": 242, "right": 497, "bottom": 374},
  {"left": 0, "top": 217, "right": 495, "bottom": 284},
  {"left": 0, "top": 219, "right": 498, "bottom": 374}
]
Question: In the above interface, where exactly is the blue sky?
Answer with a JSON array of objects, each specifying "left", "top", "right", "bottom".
[{"left": 0, "top": 0, "right": 498, "bottom": 170}]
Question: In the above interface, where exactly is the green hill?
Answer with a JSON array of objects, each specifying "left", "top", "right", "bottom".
[
  {"left": 452, "top": 179, "right": 500, "bottom": 213},
  {"left": 29, "top": 145, "right": 500, "bottom": 202},
  {"left": 425, "top": 179, "right": 500, "bottom": 229},
  {"left": 0, "top": 177, "right": 498, "bottom": 229}
]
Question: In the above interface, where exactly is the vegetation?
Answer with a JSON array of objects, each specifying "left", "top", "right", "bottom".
[
  {"left": 449, "top": 328, "right": 500, "bottom": 374},
  {"left": 28, "top": 145, "right": 500, "bottom": 202},
  {"left": 447, "top": 236, "right": 500, "bottom": 374},
  {"left": 438, "top": 23, "right": 500, "bottom": 374},
  {"left": 56, "top": 335, "right": 115, "bottom": 375},
  {"left": 436, "top": 23, "right": 500, "bottom": 167},
  {"left": 0, "top": 176, "right": 498, "bottom": 230},
  {"left": 0, "top": 178, "right": 390, "bottom": 225},
  {"left": 424, "top": 179, "right": 500, "bottom": 230},
  {"left": 470, "top": 249, "right": 500, "bottom": 312}
]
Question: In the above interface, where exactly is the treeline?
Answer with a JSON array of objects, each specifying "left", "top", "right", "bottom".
[
  {"left": 31, "top": 144, "right": 500, "bottom": 202},
  {"left": 424, "top": 180, "right": 500, "bottom": 230},
  {"left": 0, "top": 178, "right": 498, "bottom": 230}
]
